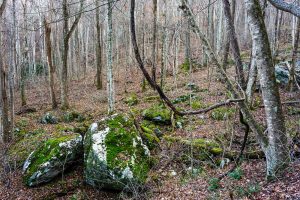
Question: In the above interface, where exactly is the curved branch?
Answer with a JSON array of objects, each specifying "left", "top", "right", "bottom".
[
  {"left": 268, "top": 0, "right": 300, "bottom": 17},
  {"left": 129, "top": 0, "right": 244, "bottom": 116}
]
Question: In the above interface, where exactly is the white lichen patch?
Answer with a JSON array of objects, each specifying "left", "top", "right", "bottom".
[
  {"left": 23, "top": 151, "right": 34, "bottom": 173},
  {"left": 92, "top": 127, "right": 110, "bottom": 163},
  {"left": 136, "top": 136, "right": 150, "bottom": 156},
  {"left": 121, "top": 166, "right": 133, "bottom": 179},
  {"left": 131, "top": 153, "right": 136, "bottom": 165},
  {"left": 91, "top": 123, "right": 98, "bottom": 132},
  {"left": 59, "top": 136, "right": 82, "bottom": 148},
  {"left": 133, "top": 138, "right": 137, "bottom": 148}
]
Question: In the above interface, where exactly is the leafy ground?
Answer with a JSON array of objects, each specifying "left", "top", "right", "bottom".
[{"left": 0, "top": 61, "right": 300, "bottom": 199}]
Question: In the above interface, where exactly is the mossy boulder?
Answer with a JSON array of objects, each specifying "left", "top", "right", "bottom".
[
  {"left": 84, "top": 114, "right": 152, "bottom": 191},
  {"left": 40, "top": 112, "right": 58, "bottom": 124},
  {"left": 23, "top": 134, "right": 83, "bottom": 187},
  {"left": 9, "top": 131, "right": 45, "bottom": 168},
  {"left": 140, "top": 125, "right": 160, "bottom": 150},
  {"left": 142, "top": 105, "right": 171, "bottom": 125},
  {"left": 62, "top": 111, "right": 86, "bottom": 123},
  {"left": 163, "top": 135, "right": 222, "bottom": 160}
]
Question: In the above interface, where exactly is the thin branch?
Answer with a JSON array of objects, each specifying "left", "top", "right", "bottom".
[{"left": 66, "top": 0, "right": 84, "bottom": 40}]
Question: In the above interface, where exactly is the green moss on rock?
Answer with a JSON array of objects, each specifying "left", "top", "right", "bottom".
[
  {"left": 23, "top": 134, "right": 83, "bottom": 187},
  {"left": 62, "top": 110, "right": 86, "bottom": 123},
  {"left": 163, "top": 135, "right": 223, "bottom": 159},
  {"left": 40, "top": 112, "right": 58, "bottom": 124},
  {"left": 142, "top": 105, "right": 171, "bottom": 124},
  {"left": 84, "top": 114, "right": 152, "bottom": 191}
]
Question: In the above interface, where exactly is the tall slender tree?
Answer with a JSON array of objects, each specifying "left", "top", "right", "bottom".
[
  {"left": 245, "top": 0, "right": 288, "bottom": 177},
  {"left": 95, "top": 0, "right": 103, "bottom": 90},
  {"left": 0, "top": 0, "right": 10, "bottom": 143},
  {"left": 151, "top": 0, "right": 158, "bottom": 82},
  {"left": 44, "top": 18, "right": 58, "bottom": 109},
  {"left": 107, "top": 0, "right": 115, "bottom": 113}
]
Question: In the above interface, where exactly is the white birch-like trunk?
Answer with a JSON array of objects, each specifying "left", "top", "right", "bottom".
[
  {"left": 107, "top": 0, "right": 115, "bottom": 113},
  {"left": 244, "top": 0, "right": 289, "bottom": 177}
]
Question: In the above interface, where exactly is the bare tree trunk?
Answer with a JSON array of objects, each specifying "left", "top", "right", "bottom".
[
  {"left": 222, "top": 0, "right": 246, "bottom": 88},
  {"left": 95, "top": 0, "right": 103, "bottom": 90},
  {"left": 288, "top": 15, "right": 300, "bottom": 91},
  {"left": 9, "top": 0, "right": 16, "bottom": 135},
  {"left": 21, "top": 1, "right": 28, "bottom": 107},
  {"left": 161, "top": 0, "right": 167, "bottom": 88},
  {"left": 246, "top": 46, "right": 257, "bottom": 106},
  {"left": 151, "top": 0, "right": 158, "bottom": 82},
  {"left": 0, "top": 0, "right": 10, "bottom": 143},
  {"left": 222, "top": 0, "right": 236, "bottom": 69},
  {"left": 0, "top": 65, "right": 10, "bottom": 143},
  {"left": 245, "top": 0, "right": 288, "bottom": 177},
  {"left": 44, "top": 18, "right": 57, "bottom": 109},
  {"left": 107, "top": 0, "right": 115, "bottom": 113},
  {"left": 272, "top": 8, "right": 279, "bottom": 56}
]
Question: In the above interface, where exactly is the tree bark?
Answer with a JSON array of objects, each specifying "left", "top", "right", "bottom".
[
  {"left": 0, "top": 0, "right": 11, "bottom": 143},
  {"left": 44, "top": 18, "right": 58, "bottom": 109},
  {"left": 151, "top": 0, "right": 158, "bottom": 82},
  {"left": 288, "top": 16, "right": 300, "bottom": 91},
  {"left": 107, "top": 0, "right": 115, "bottom": 113},
  {"left": 95, "top": 0, "right": 103, "bottom": 90},
  {"left": 222, "top": 0, "right": 246, "bottom": 88},
  {"left": 245, "top": 0, "right": 289, "bottom": 177}
]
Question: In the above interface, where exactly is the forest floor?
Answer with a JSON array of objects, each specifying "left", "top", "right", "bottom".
[{"left": 0, "top": 62, "right": 300, "bottom": 200}]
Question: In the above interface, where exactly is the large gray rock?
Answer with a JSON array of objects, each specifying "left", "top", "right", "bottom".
[
  {"left": 275, "top": 61, "right": 300, "bottom": 85},
  {"left": 84, "top": 114, "right": 152, "bottom": 191},
  {"left": 23, "top": 134, "right": 83, "bottom": 186}
]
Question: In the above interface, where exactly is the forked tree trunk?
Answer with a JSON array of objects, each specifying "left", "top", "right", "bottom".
[
  {"left": 44, "top": 18, "right": 58, "bottom": 109},
  {"left": 61, "top": 0, "right": 83, "bottom": 109},
  {"left": 245, "top": 0, "right": 289, "bottom": 177}
]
